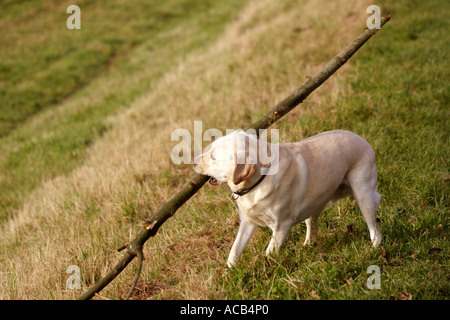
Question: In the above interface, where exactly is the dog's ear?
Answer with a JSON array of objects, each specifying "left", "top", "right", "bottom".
[
  {"left": 233, "top": 134, "right": 257, "bottom": 185},
  {"left": 233, "top": 161, "right": 256, "bottom": 185}
]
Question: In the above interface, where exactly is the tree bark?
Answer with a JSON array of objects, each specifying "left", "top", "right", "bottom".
[{"left": 78, "top": 15, "right": 390, "bottom": 300}]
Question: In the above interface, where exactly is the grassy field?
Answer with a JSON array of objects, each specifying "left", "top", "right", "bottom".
[{"left": 0, "top": 0, "right": 448, "bottom": 299}]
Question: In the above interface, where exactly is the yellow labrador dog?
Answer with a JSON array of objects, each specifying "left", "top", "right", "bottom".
[{"left": 193, "top": 130, "right": 382, "bottom": 267}]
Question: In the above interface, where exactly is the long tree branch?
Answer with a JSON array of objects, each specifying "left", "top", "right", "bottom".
[{"left": 78, "top": 15, "right": 390, "bottom": 300}]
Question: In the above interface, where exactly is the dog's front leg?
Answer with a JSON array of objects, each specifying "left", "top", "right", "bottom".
[{"left": 227, "top": 217, "right": 257, "bottom": 268}]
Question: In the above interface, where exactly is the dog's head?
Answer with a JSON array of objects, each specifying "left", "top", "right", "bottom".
[{"left": 193, "top": 131, "right": 276, "bottom": 187}]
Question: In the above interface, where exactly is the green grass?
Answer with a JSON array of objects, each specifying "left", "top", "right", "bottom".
[
  {"left": 0, "top": 0, "right": 248, "bottom": 220},
  {"left": 217, "top": 0, "right": 449, "bottom": 299},
  {"left": 0, "top": 0, "right": 239, "bottom": 136}
]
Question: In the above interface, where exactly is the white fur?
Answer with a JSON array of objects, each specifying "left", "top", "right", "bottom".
[{"left": 193, "top": 130, "right": 382, "bottom": 268}]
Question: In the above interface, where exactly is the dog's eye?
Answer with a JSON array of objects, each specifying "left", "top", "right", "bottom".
[{"left": 210, "top": 153, "right": 216, "bottom": 161}]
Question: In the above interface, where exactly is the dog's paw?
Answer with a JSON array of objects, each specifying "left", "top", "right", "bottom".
[{"left": 227, "top": 259, "right": 236, "bottom": 269}]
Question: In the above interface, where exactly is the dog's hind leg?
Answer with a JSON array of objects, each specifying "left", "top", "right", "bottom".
[
  {"left": 266, "top": 220, "right": 293, "bottom": 256},
  {"left": 348, "top": 167, "right": 382, "bottom": 248},
  {"left": 356, "top": 187, "right": 382, "bottom": 247},
  {"left": 303, "top": 212, "right": 320, "bottom": 246}
]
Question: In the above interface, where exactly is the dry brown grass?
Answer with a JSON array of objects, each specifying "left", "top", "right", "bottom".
[{"left": 0, "top": 0, "right": 370, "bottom": 299}]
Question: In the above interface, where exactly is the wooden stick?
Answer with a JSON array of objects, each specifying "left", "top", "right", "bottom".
[{"left": 78, "top": 15, "right": 390, "bottom": 300}]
